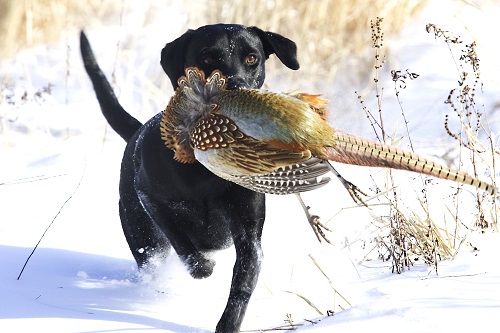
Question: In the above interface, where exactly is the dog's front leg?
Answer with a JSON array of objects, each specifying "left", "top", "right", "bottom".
[
  {"left": 215, "top": 189, "right": 265, "bottom": 333},
  {"left": 216, "top": 234, "right": 262, "bottom": 333}
]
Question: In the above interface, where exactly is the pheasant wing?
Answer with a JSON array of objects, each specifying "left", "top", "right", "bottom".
[
  {"left": 231, "top": 158, "right": 332, "bottom": 194},
  {"left": 192, "top": 113, "right": 331, "bottom": 194}
]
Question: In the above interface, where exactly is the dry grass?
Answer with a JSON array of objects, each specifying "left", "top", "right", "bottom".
[
  {"left": 376, "top": 199, "right": 459, "bottom": 274},
  {"left": 1, "top": 0, "right": 426, "bottom": 85},
  {"left": 0, "top": 0, "right": 118, "bottom": 57}
]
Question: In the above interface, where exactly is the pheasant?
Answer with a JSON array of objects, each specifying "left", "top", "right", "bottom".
[{"left": 160, "top": 67, "right": 496, "bottom": 197}]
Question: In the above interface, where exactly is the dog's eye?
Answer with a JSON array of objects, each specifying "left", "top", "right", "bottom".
[{"left": 245, "top": 54, "right": 257, "bottom": 65}]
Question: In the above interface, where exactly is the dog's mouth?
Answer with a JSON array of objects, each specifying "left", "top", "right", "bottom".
[{"left": 226, "top": 77, "right": 252, "bottom": 90}]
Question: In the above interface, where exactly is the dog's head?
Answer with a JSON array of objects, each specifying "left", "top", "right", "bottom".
[{"left": 161, "top": 24, "right": 299, "bottom": 90}]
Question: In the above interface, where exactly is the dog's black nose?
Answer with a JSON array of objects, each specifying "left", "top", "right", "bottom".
[{"left": 226, "top": 78, "right": 251, "bottom": 90}]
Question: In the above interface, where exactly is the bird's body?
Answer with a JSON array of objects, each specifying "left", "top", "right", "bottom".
[{"left": 161, "top": 67, "right": 496, "bottom": 196}]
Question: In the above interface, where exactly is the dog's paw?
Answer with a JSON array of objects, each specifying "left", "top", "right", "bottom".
[{"left": 185, "top": 254, "right": 216, "bottom": 279}]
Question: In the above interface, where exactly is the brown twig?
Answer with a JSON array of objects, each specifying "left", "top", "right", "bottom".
[{"left": 17, "top": 163, "right": 86, "bottom": 280}]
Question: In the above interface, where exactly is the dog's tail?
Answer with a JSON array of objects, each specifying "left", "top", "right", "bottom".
[{"left": 80, "top": 31, "right": 142, "bottom": 141}]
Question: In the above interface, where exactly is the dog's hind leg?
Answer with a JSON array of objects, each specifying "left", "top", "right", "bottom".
[
  {"left": 118, "top": 142, "right": 171, "bottom": 269},
  {"left": 118, "top": 197, "right": 170, "bottom": 269}
]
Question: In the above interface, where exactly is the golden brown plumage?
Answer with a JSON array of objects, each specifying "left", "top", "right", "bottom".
[{"left": 160, "top": 67, "right": 496, "bottom": 196}]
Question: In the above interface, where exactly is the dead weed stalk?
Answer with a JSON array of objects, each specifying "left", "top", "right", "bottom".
[{"left": 357, "top": 20, "right": 498, "bottom": 275}]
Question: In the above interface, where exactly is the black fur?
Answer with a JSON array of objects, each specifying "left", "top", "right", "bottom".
[{"left": 80, "top": 24, "right": 299, "bottom": 333}]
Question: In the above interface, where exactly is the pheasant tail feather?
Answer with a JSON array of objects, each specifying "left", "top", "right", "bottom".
[{"left": 324, "top": 132, "right": 495, "bottom": 195}]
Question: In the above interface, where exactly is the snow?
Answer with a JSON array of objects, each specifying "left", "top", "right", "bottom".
[{"left": 1, "top": 1, "right": 500, "bottom": 332}]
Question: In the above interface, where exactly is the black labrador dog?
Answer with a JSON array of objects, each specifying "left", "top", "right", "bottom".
[{"left": 80, "top": 24, "right": 299, "bottom": 333}]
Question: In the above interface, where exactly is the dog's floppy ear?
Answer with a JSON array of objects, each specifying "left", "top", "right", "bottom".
[
  {"left": 161, "top": 30, "right": 194, "bottom": 88},
  {"left": 251, "top": 27, "right": 300, "bottom": 70}
]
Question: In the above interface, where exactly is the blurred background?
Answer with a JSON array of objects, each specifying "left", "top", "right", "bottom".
[
  {"left": 0, "top": 0, "right": 426, "bottom": 84},
  {"left": 0, "top": 0, "right": 430, "bottom": 121}
]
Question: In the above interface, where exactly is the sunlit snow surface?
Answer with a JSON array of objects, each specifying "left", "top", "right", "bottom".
[{"left": 1, "top": 1, "right": 500, "bottom": 332}]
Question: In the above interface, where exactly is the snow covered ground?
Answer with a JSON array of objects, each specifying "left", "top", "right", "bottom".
[{"left": 1, "top": 1, "right": 500, "bottom": 332}]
